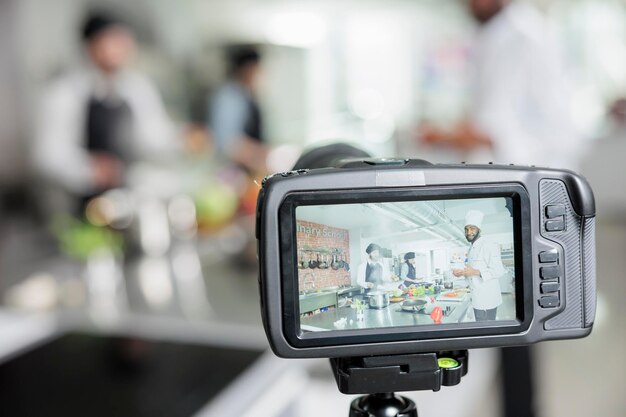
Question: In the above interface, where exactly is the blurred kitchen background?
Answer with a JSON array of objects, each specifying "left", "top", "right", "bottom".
[{"left": 0, "top": 0, "right": 624, "bottom": 416}]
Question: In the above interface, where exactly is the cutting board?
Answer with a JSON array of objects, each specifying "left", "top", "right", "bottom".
[{"left": 436, "top": 291, "right": 469, "bottom": 302}]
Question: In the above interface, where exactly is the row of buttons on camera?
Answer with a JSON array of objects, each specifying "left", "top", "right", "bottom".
[
  {"left": 539, "top": 203, "right": 566, "bottom": 308},
  {"left": 539, "top": 249, "right": 561, "bottom": 308},
  {"left": 545, "top": 204, "right": 565, "bottom": 231}
]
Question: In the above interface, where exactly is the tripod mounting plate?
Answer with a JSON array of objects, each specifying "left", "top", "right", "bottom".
[{"left": 330, "top": 350, "right": 468, "bottom": 395}]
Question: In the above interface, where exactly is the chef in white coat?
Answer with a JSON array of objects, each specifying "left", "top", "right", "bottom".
[
  {"left": 421, "top": 0, "right": 582, "bottom": 170},
  {"left": 453, "top": 210, "right": 506, "bottom": 321}
]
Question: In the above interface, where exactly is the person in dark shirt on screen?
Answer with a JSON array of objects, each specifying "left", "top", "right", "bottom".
[
  {"left": 357, "top": 243, "right": 399, "bottom": 292},
  {"left": 400, "top": 252, "right": 423, "bottom": 287}
]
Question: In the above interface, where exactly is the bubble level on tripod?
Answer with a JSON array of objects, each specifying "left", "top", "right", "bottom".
[{"left": 438, "top": 357, "right": 459, "bottom": 369}]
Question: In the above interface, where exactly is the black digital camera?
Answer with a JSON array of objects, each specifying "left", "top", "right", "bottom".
[{"left": 256, "top": 159, "right": 596, "bottom": 358}]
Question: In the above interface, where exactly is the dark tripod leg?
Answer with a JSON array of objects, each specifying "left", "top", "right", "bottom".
[{"left": 501, "top": 346, "right": 536, "bottom": 417}]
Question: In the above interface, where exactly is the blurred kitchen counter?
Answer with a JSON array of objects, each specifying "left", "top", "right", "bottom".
[
  {"left": 0, "top": 252, "right": 308, "bottom": 417},
  {"left": 0, "top": 225, "right": 504, "bottom": 417},
  {"left": 0, "top": 253, "right": 269, "bottom": 360}
]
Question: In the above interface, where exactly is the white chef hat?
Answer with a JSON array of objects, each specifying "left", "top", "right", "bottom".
[{"left": 464, "top": 210, "right": 484, "bottom": 229}]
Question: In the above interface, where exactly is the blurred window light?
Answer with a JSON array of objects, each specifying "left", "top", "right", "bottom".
[
  {"left": 349, "top": 88, "right": 386, "bottom": 121},
  {"left": 551, "top": 0, "right": 626, "bottom": 135},
  {"left": 363, "top": 114, "right": 395, "bottom": 144},
  {"left": 343, "top": 12, "right": 414, "bottom": 129},
  {"left": 571, "top": 86, "right": 606, "bottom": 136},
  {"left": 578, "top": 2, "right": 626, "bottom": 90},
  {"left": 265, "top": 12, "right": 327, "bottom": 48},
  {"left": 598, "top": 43, "right": 626, "bottom": 89}
]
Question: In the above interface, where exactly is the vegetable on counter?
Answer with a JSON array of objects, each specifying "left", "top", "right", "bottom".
[
  {"left": 52, "top": 216, "right": 123, "bottom": 261},
  {"left": 430, "top": 306, "right": 443, "bottom": 324},
  {"left": 407, "top": 286, "right": 425, "bottom": 298},
  {"left": 194, "top": 182, "right": 239, "bottom": 231}
]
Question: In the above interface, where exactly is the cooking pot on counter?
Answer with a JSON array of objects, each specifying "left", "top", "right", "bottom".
[{"left": 367, "top": 291, "right": 389, "bottom": 309}]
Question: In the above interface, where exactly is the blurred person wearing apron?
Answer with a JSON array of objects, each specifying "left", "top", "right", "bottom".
[{"left": 34, "top": 12, "right": 175, "bottom": 215}]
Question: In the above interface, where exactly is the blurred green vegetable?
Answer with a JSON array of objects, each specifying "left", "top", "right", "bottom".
[
  {"left": 350, "top": 298, "right": 366, "bottom": 310},
  {"left": 194, "top": 182, "right": 239, "bottom": 229},
  {"left": 51, "top": 216, "right": 123, "bottom": 260}
]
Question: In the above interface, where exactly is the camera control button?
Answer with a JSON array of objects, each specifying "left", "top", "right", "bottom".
[
  {"left": 540, "top": 265, "right": 560, "bottom": 279},
  {"left": 539, "top": 295, "right": 560, "bottom": 308},
  {"left": 545, "top": 218, "right": 565, "bottom": 232},
  {"left": 539, "top": 250, "right": 559, "bottom": 263},
  {"left": 545, "top": 204, "right": 566, "bottom": 218},
  {"left": 540, "top": 281, "right": 560, "bottom": 293}
]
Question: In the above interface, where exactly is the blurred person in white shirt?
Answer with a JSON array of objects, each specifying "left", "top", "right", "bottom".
[
  {"left": 33, "top": 12, "right": 176, "bottom": 214},
  {"left": 420, "top": 0, "right": 582, "bottom": 170},
  {"left": 581, "top": 98, "right": 626, "bottom": 217}
]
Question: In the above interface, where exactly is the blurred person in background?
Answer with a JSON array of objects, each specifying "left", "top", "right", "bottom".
[
  {"left": 209, "top": 47, "right": 268, "bottom": 174},
  {"left": 581, "top": 97, "right": 626, "bottom": 217},
  {"left": 420, "top": 0, "right": 582, "bottom": 170},
  {"left": 33, "top": 11, "right": 175, "bottom": 215},
  {"left": 420, "top": 2, "right": 573, "bottom": 416}
]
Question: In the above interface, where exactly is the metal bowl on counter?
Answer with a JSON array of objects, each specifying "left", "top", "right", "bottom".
[{"left": 367, "top": 291, "right": 390, "bottom": 309}]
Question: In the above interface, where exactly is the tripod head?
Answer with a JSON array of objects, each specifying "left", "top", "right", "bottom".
[{"left": 331, "top": 350, "right": 468, "bottom": 417}]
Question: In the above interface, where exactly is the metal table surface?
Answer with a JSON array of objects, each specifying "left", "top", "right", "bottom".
[{"left": 300, "top": 295, "right": 472, "bottom": 331}]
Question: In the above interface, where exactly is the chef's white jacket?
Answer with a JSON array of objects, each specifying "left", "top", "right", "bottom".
[
  {"left": 33, "top": 66, "right": 176, "bottom": 195},
  {"left": 466, "top": 237, "right": 506, "bottom": 310},
  {"left": 468, "top": 1, "right": 583, "bottom": 169}
]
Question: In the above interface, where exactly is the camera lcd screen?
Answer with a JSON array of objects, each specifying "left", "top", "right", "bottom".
[{"left": 295, "top": 196, "right": 517, "bottom": 333}]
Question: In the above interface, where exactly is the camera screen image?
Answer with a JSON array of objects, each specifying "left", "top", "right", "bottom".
[{"left": 295, "top": 197, "right": 517, "bottom": 333}]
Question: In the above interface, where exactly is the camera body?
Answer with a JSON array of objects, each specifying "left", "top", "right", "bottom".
[{"left": 257, "top": 159, "right": 596, "bottom": 358}]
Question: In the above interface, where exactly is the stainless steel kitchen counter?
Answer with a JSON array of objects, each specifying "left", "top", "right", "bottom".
[{"left": 300, "top": 296, "right": 472, "bottom": 331}]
